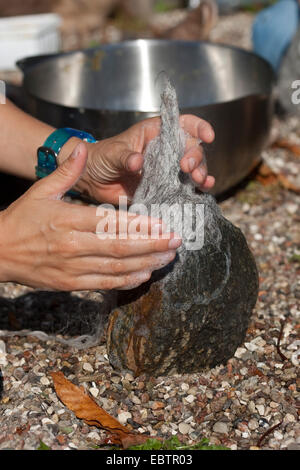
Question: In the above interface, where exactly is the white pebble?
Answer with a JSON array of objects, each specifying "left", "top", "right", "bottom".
[
  {"left": 118, "top": 411, "right": 132, "bottom": 425},
  {"left": 0, "top": 340, "right": 6, "bottom": 354},
  {"left": 285, "top": 203, "right": 298, "bottom": 215},
  {"left": 242, "top": 203, "right": 250, "bottom": 213},
  {"left": 234, "top": 347, "right": 247, "bottom": 358},
  {"left": 0, "top": 352, "right": 7, "bottom": 367},
  {"left": 89, "top": 387, "right": 99, "bottom": 398},
  {"left": 256, "top": 405, "right": 265, "bottom": 416},
  {"left": 42, "top": 418, "right": 54, "bottom": 425},
  {"left": 284, "top": 414, "right": 296, "bottom": 424},
  {"left": 83, "top": 362, "right": 94, "bottom": 373},
  {"left": 254, "top": 233, "right": 263, "bottom": 241},
  {"left": 68, "top": 443, "right": 78, "bottom": 449},
  {"left": 181, "top": 383, "right": 189, "bottom": 392},
  {"left": 185, "top": 394, "right": 195, "bottom": 404},
  {"left": 87, "top": 431, "right": 100, "bottom": 440},
  {"left": 124, "top": 373, "right": 134, "bottom": 382},
  {"left": 213, "top": 422, "right": 229, "bottom": 434},
  {"left": 178, "top": 423, "right": 191, "bottom": 435},
  {"left": 40, "top": 376, "right": 50, "bottom": 386},
  {"left": 248, "top": 419, "right": 259, "bottom": 430}
]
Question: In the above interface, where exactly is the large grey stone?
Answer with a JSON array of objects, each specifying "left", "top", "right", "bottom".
[{"left": 107, "top": 78, "right": 258, "bottom": 376}]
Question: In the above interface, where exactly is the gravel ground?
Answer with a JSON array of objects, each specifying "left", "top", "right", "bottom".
[{"left": 0, "top": 11, "right": 299, "bottom": 451}]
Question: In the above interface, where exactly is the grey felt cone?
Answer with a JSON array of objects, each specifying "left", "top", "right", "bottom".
[{"left": 107, "top": 78, "right": 258, "bottom": 376}]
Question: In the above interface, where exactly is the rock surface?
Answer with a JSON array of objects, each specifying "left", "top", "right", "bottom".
[{"left": 107, "top": 79, "right": 259, "bottom": 376}]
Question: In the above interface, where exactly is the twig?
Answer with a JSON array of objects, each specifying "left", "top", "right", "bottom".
[
  {"left": 257, "top": 421, "right": 283, "bottom": 448},
  {"left": 276, "top": 320, "right": 289, "bottom": 362}
]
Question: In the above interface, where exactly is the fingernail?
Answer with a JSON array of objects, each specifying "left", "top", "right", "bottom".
[
  {"left": 153, "top": 251, "right": 176, "bottom": 266},
  {"left": 71, "top": 143, "right": 82, "bottom": 159},
  {"left": 188, "top": 157, "right": 196, "bottom": 172},
  {"left": 168, "top": 237, "right": 182, "bottom": 250}
]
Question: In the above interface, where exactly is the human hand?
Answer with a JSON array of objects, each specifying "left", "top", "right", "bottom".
[
  {"left": 71, "top": 115, "right": 215, "bottom": 204},
  {"left": 0, "top": 143, "right": 180, "bottom": 291}
]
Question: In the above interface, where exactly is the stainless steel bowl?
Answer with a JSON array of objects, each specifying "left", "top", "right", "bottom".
[{"left": 18, "top": 39, "right": 275, "bottom": 195}]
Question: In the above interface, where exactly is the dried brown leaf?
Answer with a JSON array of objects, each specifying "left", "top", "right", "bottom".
[
  {"left": 50, "top": 371, "right": 153, "bottom": 448},
  {"left": 51, "top": 371, "right": 130, "bottom": 444}
]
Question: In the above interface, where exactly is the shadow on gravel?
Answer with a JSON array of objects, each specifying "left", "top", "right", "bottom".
[{"left": 0, "top": 291, "right": 112, "bottom": 341}]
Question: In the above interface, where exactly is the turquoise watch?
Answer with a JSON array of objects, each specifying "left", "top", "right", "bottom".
[{"left": 36, "top": 127, "right": 97, "bottom": 196}]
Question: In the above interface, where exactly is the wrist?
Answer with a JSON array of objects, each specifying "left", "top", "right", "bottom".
[
  {"left": 37, "top": 129, "right": 97, "bottom": 197},
  {"left": 56, "top": 136, "right": 83, "bottom": 164},
  {"left": 59, "top": 138, "right": 96, "bottom": 195}
]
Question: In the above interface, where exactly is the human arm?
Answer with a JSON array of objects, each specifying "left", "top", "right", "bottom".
[{"left": 0, "top": 99, "right": 215, "bottom": 204}]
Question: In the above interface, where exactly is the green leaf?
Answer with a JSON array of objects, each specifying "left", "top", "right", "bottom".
[
  {"left": 127, "top": 438, "right": 164, "bottom": 450},
  {"left": 36, "top": 440, "right": 51, "bottom": 450},
  {"left": 127, "top": 435, "right": 230, "bottom": 451}
]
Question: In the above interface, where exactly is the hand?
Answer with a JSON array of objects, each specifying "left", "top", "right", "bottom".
[
  {"left": 72, "top": 115, "right": 215, "bottom": 204},
  {"left": 0, "top": 143, "right": 181, "bottom": 291}
]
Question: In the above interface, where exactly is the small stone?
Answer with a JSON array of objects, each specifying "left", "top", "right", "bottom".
[
  {"left": 141, "top": 393, "right": 150, "bottom": 404},
  {"left": 118, "top": 411, "right": 132, "bottom": 425},
  {"left": 131, "top": 395, "right": 141, "bottom": 405},
  {"left": 237, "top": 422, "right": 248, "bottom": 433},
  {"left": 185, "top": 394, "right": 196, "bottom": 404},
  {"left": 248, "top": 419, "right": 259, "bottom": 431},
  {"left": 40, "top": 376, "right": 50, "bottom": 386},
  {"left": 151, "top": 401, "right": 164, "bottom": 410},
  {"left": 87, "top": 431, "right": 100, "bottom": 441},
  {"left": 181, "top": 383, "right": 189, "bottom": 392},
  {"left": 68, "top": 443, "right": 78, "bottom": 449},
  {"left": 89, "top": 387, "right": 99, "bottom": 398},
  {"left": 13, "top": 367, "right": 25, "bottom": 380},
  {"left": 57, "top": 435, "right": 67, "bottom": 445},
  {"left": 124, "top": 373, "right": 134, "bottom": 382},
  {"left": 111, "top": 376, "right": 120, "bottom": 384},
  {"left": 178, "top": 422, "right": 191, "bottom": 435},
  {"left": 286, "top": 203, "right": 298, "bottom": 215},
  {"left": 284, "top": 414, "right": 296, "bottom": 424},
  {"left": 0, "top": 340, "right": 6, "bottom": 353},
  {"left": 248, "top": 401, "right": 256, "bottom": 413},
  {"left": 269, "top": 401, "right": 279, "bottom": 408},
  {"left": 234, "top": 347, "right": 247, "bottom": 358},
  {"left": 242, "top": 203, "right": 250, "bottom": 213},
  {"left": 42, "top": 418, "right": 54, "bottom": 426},
  {"left": 83, "top": 363, "right": 93, "bottom": 373},
  {"left": 256, "top": 404, "right": 265, "bottom": 416},
  {"left": 274, "top": 431, "right": 283, "bottom": 440},
  {"left": 213, "top": 422, "right": 229, "bottom": 434}
]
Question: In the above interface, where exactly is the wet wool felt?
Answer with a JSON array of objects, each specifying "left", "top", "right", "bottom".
[{"left": 107, "top": 78, "right": 259, "bottom": 376}]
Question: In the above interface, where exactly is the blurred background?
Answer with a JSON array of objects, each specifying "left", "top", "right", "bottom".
[{"left": 0, "top": 0, "right": 277, "bottom": 76}]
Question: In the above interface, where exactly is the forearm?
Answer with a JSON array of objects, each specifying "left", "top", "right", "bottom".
[{"left": 0, "top": 99, "right": 80, "bottom": 180}]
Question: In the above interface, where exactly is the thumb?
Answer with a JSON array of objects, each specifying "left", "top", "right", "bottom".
[
  {"left": 118, "top": 149, "right": 144, "bottom": 174},
  {"left": 35, "top": 142, "right": 88, "bottom": 199}
]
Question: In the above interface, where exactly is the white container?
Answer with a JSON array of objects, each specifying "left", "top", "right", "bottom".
[{"left": 0, "top": 13, "right": 62, "bottom": 71}]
